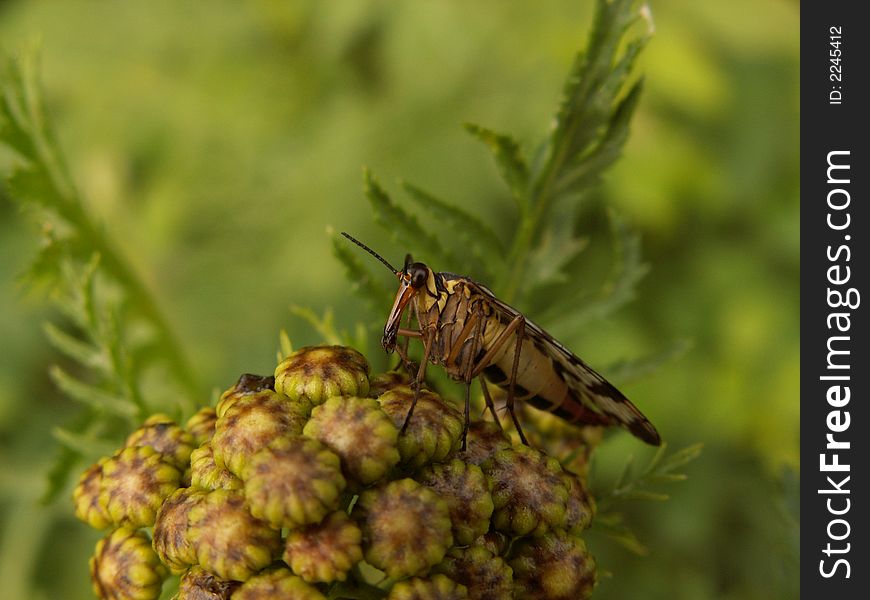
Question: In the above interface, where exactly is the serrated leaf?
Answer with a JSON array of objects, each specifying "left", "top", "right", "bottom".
[
  {"left": 616, "top": 490, "right": 670, "bottom": 502},
  {"left": 363, "top": 168, "right": 456, "bottom": 266},
  {"left": 42, "top": 321, "right": 105, "bottom": 371},
  {"left": 553, "top": 78, "right": 644, "bottom": 197},
  {"left": 523, "top": 215, "right": 589, "bottom": 293},
  {"left": 593, "top": 512, "right": 650, "bottom": 556},
  {"left": 464, "top": 122, "right": 529, "bottom": 208},
  {"left": 597, "top": 442, "right": 702, "bottom": 511},
  {"left": 333, "top": 234, "right": 392, "bottom": 309},
  {"left": 604, "top": 338, "right": 693, "bottom": 385},
  {"left": 544, "top": 209, "right": 648, "bottom": 329},
  {"left": 49, "top": 365, "right": 138, "bottom": 418},
  {"left": 41, "top": 443, "right": 80, "bottom": 504},
  {"left": 51, "top": 426, "right": 118, "bottom": 458},
  {"left": 401, "top": 181, "right": 502, "bottom": 279}
]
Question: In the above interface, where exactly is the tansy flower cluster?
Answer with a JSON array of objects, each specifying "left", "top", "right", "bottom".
[{"left": 73, "top": 345, "right": 597, "bottom": 600}]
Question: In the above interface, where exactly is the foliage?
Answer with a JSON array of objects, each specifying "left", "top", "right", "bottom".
[
  {"left": 337, "top": 0, "right": 655, "bottom": 321},
  {"left": 0, "top": 0, "right": 798, "bottom": 599},
  {"left": 1, "top": 52, "right": 201, "bottom": 500}
]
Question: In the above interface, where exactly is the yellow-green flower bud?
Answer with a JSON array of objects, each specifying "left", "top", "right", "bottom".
[
  {"left": 211, "top": 390, "right": 311, "bottom": 477},
  {"left": 509, "top": 531, "right": 596, "bottom": 600},
  {"left": 152, "top": 487, "right": 207, "bottom": 573},
  {"left": 125, "top": 414, "right": 196, "bottom": 469},
  {"left": 186, "top": 406, "right": 219, "bottom": 446},
  {"left": 231, "top": 568, "right": 326, "bottom": 600},
  {"left": 216, "top": 374, "right": 276, "bottom": 418},
  {"left": 369, "top": 369, "right": 414, "bottom": 397},
  {"left": 518, "top": 405, "right": 601, "bottom": 477},
  {"left": 175, "top": 565, "right": 240, "bottom": 600},
  {"left": 73, "top": 459, "right": 112, "bottom": 529},
  {"left": 90, "top": 527, "right": 167, "bottom": 600},
  {"left": 241, "top": 436, "right": 346, "bottom": 530},
  {"left": 100, "top": 446, "right": 182, "bottom": 528},
  {"left": 187, "top": 489, "right": 281, "bottom": 581},
  {"left": 483, "top": 446, "right": 568, "bottom": 537},
  {"left": 274, "top": 345, "right": 370, "bottom": 406},
  {"left": 190, "top": 443, "right": 243, "bottom": 491},
  {"left": 355, "top": 478, "right": 453, "bottom": 579},
  {"left": 283, "top": 510, "right": 362, "bottom": 583},
  {"left": 433, "top": 545, "right": 513, "bottom": 600},
  {"left": 378, "top": 386, "right": 463, "bottom": 470},
  {"left": 562, "top": 470, "right": 594, "bottom": 534},
  {"left": 416, "top": 459, "right": 493, "bottom": 546},
  {"left": 386, "top": 574, "right": 468, "bottom": 600},
  {"left": 302, "top": 395, "right": 400, "bottom": 487},
  {"left": 459, "top": 420, "right": 511, "bottom": 466}
]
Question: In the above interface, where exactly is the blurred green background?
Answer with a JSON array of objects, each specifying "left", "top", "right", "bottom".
[{"left": 0, "top": 1, "right": 798, "bottom": 599}]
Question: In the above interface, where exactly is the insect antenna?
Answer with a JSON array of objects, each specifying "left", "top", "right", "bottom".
[{"left": 340, "top": 232, "right": 399, "bottom": 274}]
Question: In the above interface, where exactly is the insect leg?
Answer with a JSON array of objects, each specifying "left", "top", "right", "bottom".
[
  {"left": 505, "top": 318, "right": 529, "bottom": 446},
  {"left": 400, "top": 328, "right": 435, "bottom": 435},
  {"left": 467, "top": 314, "right": 529, "bottom": 445},
  {"left": 457, "top": 306, "right": 486, "bottom": 451},
  {"left": 479, "top": 377, "right": 503, "bottom": 430}
]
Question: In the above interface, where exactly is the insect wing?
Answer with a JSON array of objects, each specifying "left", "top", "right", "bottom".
[{"left": 471, "top": 282, "right": 661, "bottom": 445}]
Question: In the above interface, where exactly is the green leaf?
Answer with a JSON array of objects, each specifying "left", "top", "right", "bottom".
[
  {"left": 543, "top": 209, "right": 648, "bottom": 329},
  {"left": 332, "top": 233, "right": 393, "bottom": 309},
  {"left": 277, "top": 329, "right": 293, "bottom": 363},
  {"left": 552, "top": 78, "right": 644, "bottom": 197},
  {"left": 401, "top": 181, "right": 502, "bottom": 279},
  {"left": 363, "top": 168, "right": 454, "bottom": 266},
  {"left": 42, "top": 321, "right": 105, "bottom": 372},
  {"left": 48, "top": 365, "right": 139, "bottom": 419},
  {"left": 51, "top": 426, "right": 118, "bottom": 459},
  {"left": 289, "top": 306, "right": 345, "bottom": 346},
  {"left": 592, "top": 511, "right": 650, "bottom": 556},
  {"left": 464, "top": 122, "right": 529, "bottom": 209},
  {"left": 501, "top": 0, "right": 651, "bottom": 300},
  {"left": 597, "top": 442, "right": 704, "bottom": 512},
  {"left": 603, "top": 338, "right": 693, "bottom": 385}
]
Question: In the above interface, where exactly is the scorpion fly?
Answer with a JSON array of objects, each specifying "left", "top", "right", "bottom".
[{"left": 341, "top": 232, "right": 661, "bottom": 448}]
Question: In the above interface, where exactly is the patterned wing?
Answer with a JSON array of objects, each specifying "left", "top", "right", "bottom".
[{"left": 471, "top": 282, "right": 661, "bottom": 446}]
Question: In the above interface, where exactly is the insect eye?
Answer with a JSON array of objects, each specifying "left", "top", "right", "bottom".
[{"left": 410, "top": 264, "right": 428, "bottom": 288}]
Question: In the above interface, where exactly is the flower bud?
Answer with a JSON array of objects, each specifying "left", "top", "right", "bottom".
[
  {"left": 175, "top": 566, "right": 239, "bottom": 600},
  {"left": 459, "top": 420, "right": 511, "bottom": 466},
  {"left": 187, "top": 489, "right": 281, "bottom": 581},
  {"left": 90, "top": 527, "right": 167, "bottom": 600},
  {"left": 125, "top": 414, "right": 196, "bottom": 469},
  {"left": 241, "top": 436, "right": 346, "bottom": 530},
  {"left": 482, "top": 446, "right": 568, "bottom": 537},
  {"left": 215, "top": 374, "right": 275, "bottom": 418},
  {"left": 415, "top": 459, "right": 493, "bottom": 546},
  {"left": 152, "top": 487, "right": 207, "bottom": 573},
  {"left": 186, "top": 407, "right": 219, "bottom": 446},
  {"left": 274, "top": 345, "right": 370, "bottom": 406},
  {"left": 386, "top": 574, "right": 468, "bottom": 600},
  {"left": 562, "top": 470, "right": 595, "bottom": 534},
  {"left": 73, "top": 459, "right": 112, "bottom": 529},
  {"left": 369, "top": 369, "right": 414, "bottom": 397},
  {"left": 100, "top": 446, "right": 182, "bottom": 528},
  {"left": 232, "top": 568, "right": 326, "bottom": 600},
  {"left": 189, "top": 443, "right": 243, "bottom": 491},
  {"left": 509, "top": 531, "right": 596, "bottom": 600},
  {"left": 355, "top": 478, "right": 453, "bottom": 579},
  {"left": 433, "top": 545, "right": 513, "bottom": 600},
  {"left": 302, "top": 395, "right": 400, "bottom": 487},
  {"left": 378, "top": 386, "right": 463, "bottom": 469},
  {"left": 211, "top": 390, "right": 310, "bottom": 477},
  {"left": 283, "top": 510, "right": 362, "bottom": 583}
]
